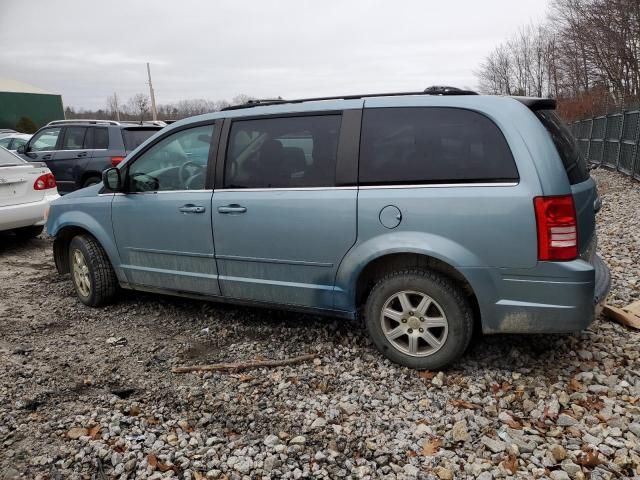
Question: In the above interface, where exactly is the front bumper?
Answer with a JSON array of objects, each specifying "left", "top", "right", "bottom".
[
  {"left": 0, "top": 193, "right": 60, "bottom": 231},
  {"left": 461, "top": 254, "right": 611, "bottom": 334}
]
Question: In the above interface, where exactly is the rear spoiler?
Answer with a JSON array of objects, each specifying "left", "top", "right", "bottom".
[{"left": 511, "top": 97, "right": 556, "bottom": 111}]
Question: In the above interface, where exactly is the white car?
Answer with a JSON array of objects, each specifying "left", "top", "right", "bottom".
[
  {"left": 0, "top": 146, "right": 59, "bottom": 238},
  {"left": 0, "top": 133, "right": 31, "bottom": 151}
]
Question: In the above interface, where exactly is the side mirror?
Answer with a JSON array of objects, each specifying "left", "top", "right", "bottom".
[
  {"left": 103, "top": 167, "right": 123, "bottom": 192},
  {"left": 16, "top": 144, "right": 26, "bottom": 154}
]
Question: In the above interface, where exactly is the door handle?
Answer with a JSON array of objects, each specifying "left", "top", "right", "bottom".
[
  {"left": 41, "top": 154, "right": 52, "bottom": 160},
  {"left": 77, "top": 152, "right": 88, "bottom": 158},
  {"left": 179, "top": 204, "right": 206, "bottom": 214},
  {"left": 217, "top": 204, "right": 247, "bottom": 214}
]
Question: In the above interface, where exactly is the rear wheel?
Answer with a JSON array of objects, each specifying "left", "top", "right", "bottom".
[
  {"left": 13, "top": 225, "right": 44, "bottom": 239},
  {"left": 82, "top": 176, "right": 101, "bottom": 188},
  {"left": 364, "top": 269, "right": 473, "bottom": 370},
  {"left": 68, "top": 235, "right": 118, "bottom": 306}
]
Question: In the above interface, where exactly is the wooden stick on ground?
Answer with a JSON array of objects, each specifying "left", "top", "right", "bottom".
[{"left": 172, "top": 353, "right": 317, "bottom": 374}]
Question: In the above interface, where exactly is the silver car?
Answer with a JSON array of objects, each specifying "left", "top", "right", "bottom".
[{"left": 0, "top": 146, "right": 59, "bottom": 238}]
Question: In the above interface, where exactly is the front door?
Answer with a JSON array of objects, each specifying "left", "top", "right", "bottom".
[
  {"left": 111, "top": 123, "right": 219, "bottom": 295},
  {"left": 22, "top": 126, "right": 62, "bottom": 170},
  {"left": 212, "top": 113, "right": 357, "bottom": 310}
]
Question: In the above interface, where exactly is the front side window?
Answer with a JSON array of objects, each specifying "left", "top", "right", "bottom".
[
  {"left": 359, "top": 107, "right": 519, "bottom": 185},
  {"left": 224, "top": 115, "right": 342, "bottom": 188},
  {"left": 29, "top": 127, "right": 62, "bottom": 152},
  {"left": 128, "top": 124, "right": 214, "bottom": 192},
  {"left": 61, "top": 127, "right": 88, "bottom": 150}
]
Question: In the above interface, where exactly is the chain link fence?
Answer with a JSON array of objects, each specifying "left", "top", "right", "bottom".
[{"left": 570, "top": 108, "right": 640, "bottom": 180}]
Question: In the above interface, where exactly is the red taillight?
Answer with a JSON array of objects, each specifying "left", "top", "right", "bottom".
[
  {"left": 33, "top": 172, "right": 57, "bottom": 190},
  {"left": 111, "top": 156, "right": 125, "bottom": 167},
  {"left": 534, "top": 195, "right": 578, "bottom": 261}
]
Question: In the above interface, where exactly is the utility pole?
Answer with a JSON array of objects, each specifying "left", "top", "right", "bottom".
[{"left": 147, "top": 62, "right": 158, "bottom": 121}]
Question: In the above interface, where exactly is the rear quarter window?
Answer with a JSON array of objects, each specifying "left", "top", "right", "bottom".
[
  {"left": 535, "top": 110, "right": 589, "bottom": 185},
  {"left": 359, "top": 107, "right": 519, "bottom": 185},
  {"left": 122, "top": 128, "right": 161, "bottom": 151}
]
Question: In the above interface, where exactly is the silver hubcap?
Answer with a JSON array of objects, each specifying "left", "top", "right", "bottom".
[
  {"left": 72, "top": 249, "right": 91, "bottom": 297},
  {"left": 380, "top": 290, "right": 448, "bottom": 357}
]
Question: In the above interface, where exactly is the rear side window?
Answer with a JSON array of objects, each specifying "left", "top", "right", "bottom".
[
  {"left": 92, "top": 127, "right": 109, "bottom": 149},
  {"left": 359, "top": 107, "right": 519, "bottom": 185},
  {"left": 535, "top": 110, "right": 589, "bottom": 185},
  {"left": 122, "top": 128, "right": 161, "bottom": 151},
  {"left": 224, "top": 115, "right": 342, "bottom": 188},
  {"left": 61, "top": 127, "right": 87, "bottom": 150}
]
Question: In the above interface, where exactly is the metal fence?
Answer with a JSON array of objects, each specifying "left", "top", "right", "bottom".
[{"left": 570, "top": 108, "right": 640, "bottom": 180}]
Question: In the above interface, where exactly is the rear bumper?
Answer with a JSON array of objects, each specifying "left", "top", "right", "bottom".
[
  {"left": 461, "top": 254, "right": 611, "bottom": 334},
  {"left": 0, "top": 193, "right": 60, "bottom": 231}
]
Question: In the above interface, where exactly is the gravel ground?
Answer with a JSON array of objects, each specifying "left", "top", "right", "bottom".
[{"left": 0, "top": 169, "right": 639, "bottom": 480}]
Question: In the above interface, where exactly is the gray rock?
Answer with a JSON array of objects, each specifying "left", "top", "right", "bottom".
[
  {"left": 263, "top": 434, "right": 281, "bottom": 447},
  {"left": 557, "top": 414, "right": 578, "bottom": 426},
  {"left": 550, "top": 470, "right": 571, "bottom": 480},
  {"left": 482, "top": 436, "right": 506, "bottom": 453}
]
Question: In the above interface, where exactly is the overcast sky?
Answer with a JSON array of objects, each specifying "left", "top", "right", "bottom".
[{"left": 1, "top": 0, "right": 549, "bottom": 110}]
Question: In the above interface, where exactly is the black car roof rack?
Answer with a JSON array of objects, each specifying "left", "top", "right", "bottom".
[{"left": 221, "top": 86, "right": 478, "bottom": 111}]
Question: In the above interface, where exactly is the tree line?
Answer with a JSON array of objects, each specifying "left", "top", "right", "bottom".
[
  {"left": 64, "top": 93, "right": 257, "bottom": 123},
  {"left": 476, "top": 0, "right": 640, "bottom": 119}
]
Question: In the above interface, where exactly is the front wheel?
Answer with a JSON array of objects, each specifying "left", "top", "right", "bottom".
[
  {"left": 364, "top": 269, "right": 473, "bottom": 370},
  {"left": 69, "top": 235, "right": 118, "bottom": 306}
]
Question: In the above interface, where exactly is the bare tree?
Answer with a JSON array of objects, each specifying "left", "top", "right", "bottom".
[
  {"left": 106, "top": 93, "right": 121, "bottom": 121},
  {"left": 477, "top": 0, "right": 640, "bottom": 108},
  {"left": 127, "top": 93, "right": 150, "bottom": 123}
]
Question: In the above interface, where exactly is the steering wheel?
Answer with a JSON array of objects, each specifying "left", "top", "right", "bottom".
[{"left": 179, "top": 161, "right": 205, "bottom": 188}]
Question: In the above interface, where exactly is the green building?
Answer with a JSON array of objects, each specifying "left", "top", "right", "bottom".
[{"left": 0, "top": 78, "right": 64, "bottom": 131}]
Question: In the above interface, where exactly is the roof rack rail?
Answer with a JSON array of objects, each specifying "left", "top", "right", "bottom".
[
  {"left": 119, "top": 120, "right": 167, "bottom": 127},
  {"left": 47, "top": 119, "right": 121, "bottom": 126},
  {"left": 221, "top": 86, "right": 478, "bottom": 111}
]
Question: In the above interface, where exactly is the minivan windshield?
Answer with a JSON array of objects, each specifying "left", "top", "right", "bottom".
[
  {"left": 0, "top": 147, "right": 26, "bottom": 167},
  {"left": 535, "top": 110, "right": 589, "bottom": 185}
]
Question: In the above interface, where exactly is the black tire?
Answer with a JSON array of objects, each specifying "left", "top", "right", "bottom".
[
  {"left": 82, "top": 176, "right": 101, "bottom": 188},
  {"left": 68, "top": 235, "right": 118, "bottom": 307},
  {"left": 364, "top": 269, "right": 473, "bottom": 370},
  {"left": 13, "top": 225, "right": 44, "bottom": 239}
]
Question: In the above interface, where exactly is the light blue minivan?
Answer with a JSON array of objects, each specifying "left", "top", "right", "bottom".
[{"left": 46, "top": 88, "right": 610, "bottom": 369}]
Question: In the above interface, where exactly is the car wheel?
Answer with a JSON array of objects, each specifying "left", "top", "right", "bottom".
[
  {"left": 83, "top": 176, "right": 101, "bottom": 188},
  {"left": 13, "top": 225, "right": 44, "bottom": 239},
  {"left": 364, "top": 269, "right": 473, "bottom": 370},
  {"left": 68, "top": 235, "right": 118, "bottom": 307}
]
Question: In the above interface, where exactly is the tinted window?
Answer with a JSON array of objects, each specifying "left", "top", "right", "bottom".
[
  {"left": 89, "top": 127, "right": 109, "bottom": 149},
  {"left": 225, "top": 115, "right": 341, "bottom": 188},
  {"left": 122, "top": 128, "right": 161, "bottom": 151},
  {"left": 0, "top": 147, "right": 25, "bottom": 166},
  {"left": 359, "top": 108, "right": 518, "bottom": 185},
  {"left": 535, "top": 110, "right": 589, "bottom": 185},
  {"left": 61, "top": 127, "right": 87, "bottom": 150},
  {"left": 0, "top": 138, "right": 10, "bottom": 148},
  {"left": 128, "top": 124, "right": 213, "bottom": 192},
  {"left": 30, "top": 127, "right": 61, "bottom": 152}
]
